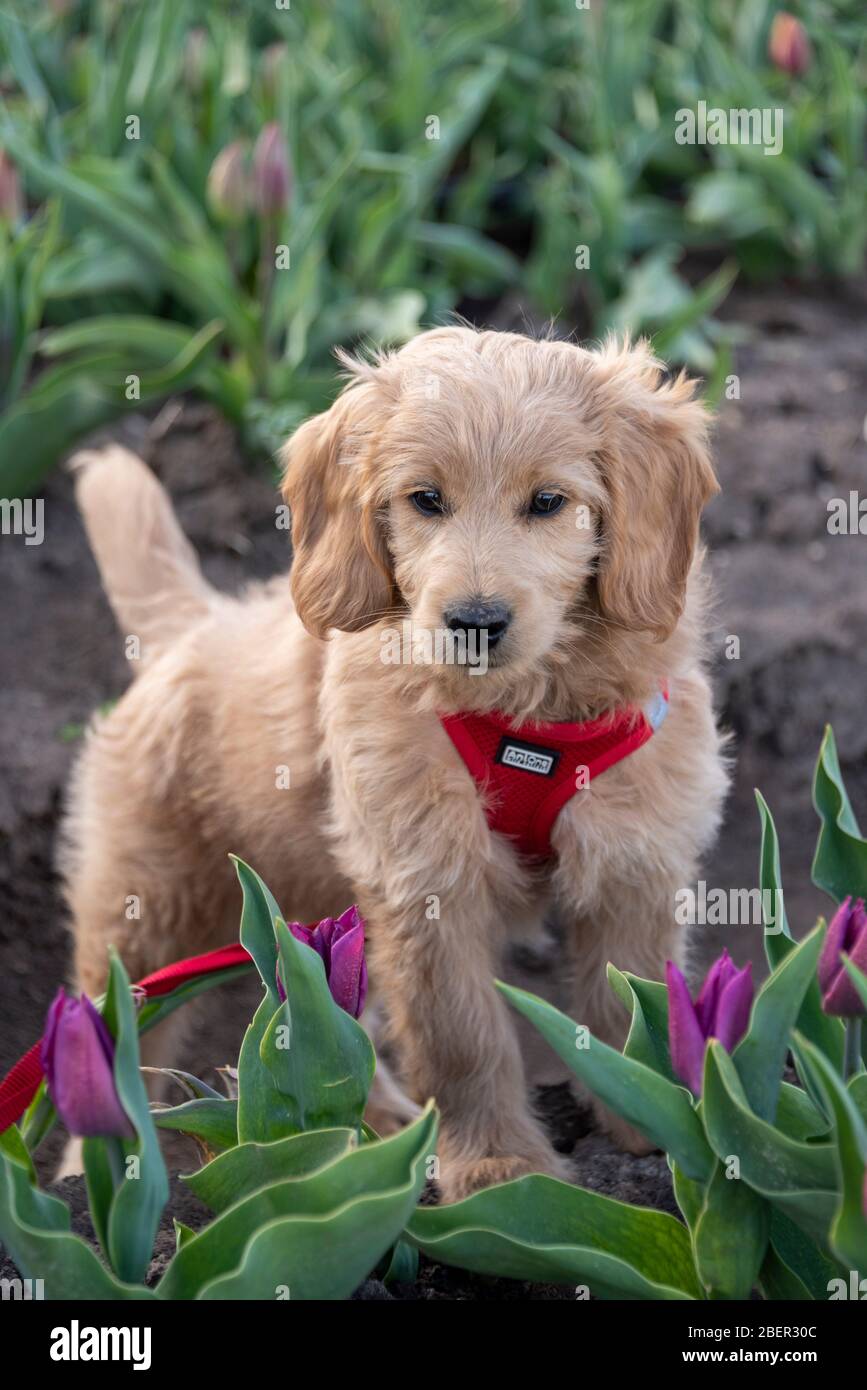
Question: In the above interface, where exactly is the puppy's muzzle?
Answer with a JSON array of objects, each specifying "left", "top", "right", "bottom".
[{"left": 443, "top": 597, "right": 512, "bottom": 650}]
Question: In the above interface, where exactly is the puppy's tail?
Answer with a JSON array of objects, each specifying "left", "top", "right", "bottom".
[{"left": 71, "top": 444, "right": 218, "bottom": 668}]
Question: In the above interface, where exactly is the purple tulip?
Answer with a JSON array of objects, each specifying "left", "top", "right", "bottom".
[
  {"left": 252, "top": 122, "right": 292, "bottom": 216},
  {"left": 277, "top": 906, "right": 368, "bottom": 1018},
  {"left": 667, "top": 951, "right": 753, "bottom": 1095},
  {"left": 818, "top": 897, "right": 867, "bottom": 1017},
  {"left": 41, "top": 990, "right": 134, "bottom": 1138}
]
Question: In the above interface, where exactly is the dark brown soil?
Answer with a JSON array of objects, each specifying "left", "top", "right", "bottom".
[{"left": 1, "top": 279, "right": 866, "bottom": 1296}]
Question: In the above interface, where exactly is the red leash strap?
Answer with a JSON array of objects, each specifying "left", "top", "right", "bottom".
[{"left": 0, "top": 942, "right": 252, "bottom": 1135}]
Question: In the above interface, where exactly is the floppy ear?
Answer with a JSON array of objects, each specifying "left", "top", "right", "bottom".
[
  {"left": 590, "top": 340, "right": 719, "bottom": 641},
  {"left": 280, "top": 381, "right": 395, "bottom": 638}
]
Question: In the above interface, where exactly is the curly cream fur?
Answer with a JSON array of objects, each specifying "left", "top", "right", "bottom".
[{"left": 62, "top": 328, "right": 727, "bottom": 1199}]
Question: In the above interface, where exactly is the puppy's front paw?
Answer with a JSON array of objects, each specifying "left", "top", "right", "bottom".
[{"left": 437, "top": 1135, "right": 570, "bottom": 1203}]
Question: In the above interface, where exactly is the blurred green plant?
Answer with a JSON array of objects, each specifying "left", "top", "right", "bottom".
[{"left": 0, "top": 0, "right": 864, "bottom": 496}]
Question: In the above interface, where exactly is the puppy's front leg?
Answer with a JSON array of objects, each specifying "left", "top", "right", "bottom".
[
  {"left": 565, "top": 873, "right": 686, "bottom": 1155},
  {"left": 364, "top": 890, "right": 566, "bottom": 1202}
]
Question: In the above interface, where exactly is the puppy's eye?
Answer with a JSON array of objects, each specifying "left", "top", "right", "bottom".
[
  {"left": 410, "top": 488, "right": 445, "bottom": 517},
  {"left": 529, "top": 491, "right": 566, "bottom": 517}
]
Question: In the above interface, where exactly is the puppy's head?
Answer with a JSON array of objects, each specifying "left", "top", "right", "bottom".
[{"left": 281, "top": 327, "right": 717, "bottom": 694}]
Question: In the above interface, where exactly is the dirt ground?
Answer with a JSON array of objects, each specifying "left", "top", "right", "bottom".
[{"left": 1, "top": 279, "right": 866, "bottom": 1276}]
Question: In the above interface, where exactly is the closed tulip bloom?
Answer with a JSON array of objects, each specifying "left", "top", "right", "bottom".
[
  {"left": 667, "top": 951, "right": 753, "bottom": 1095},
  {"left": 768, "top": 13, "right": 811, "bottom": 76},
  {"left": 818, "top": 896, "right": 867, "bottom": 1017},
  {"left": 280, "top": 906, "right": 368, "bottom": 1018},
  {"left": 206, "top": 141, "right": 250, "bottom": 223},
  {"left": 41, "top": 990, "right": 134, "bottom": 1138},
  {"left": 252, "top": 122, "right": 292, "bottom": 216}
]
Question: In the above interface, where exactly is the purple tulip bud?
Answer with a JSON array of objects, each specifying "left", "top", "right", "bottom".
[
  {"left": 278, "top": 906, "right": 368, "bottom": 1018},
  {"left": 667, "top": 951, "right": 753, "bottom": 1095},
  {"left": 206, "top": 141, "right": 250, "bottom": 224},
  {"left": 252, "top": 122, "right": 292, "bottom": 217},
  {"left": 818, "top": 897, "right": 867, "bottom": 1017},
  {"left": 41, "top": 990, "right": 134, "bottom": 1138},
  {"left": 0, "top": 151, "right": 22, "bottom": 226}
]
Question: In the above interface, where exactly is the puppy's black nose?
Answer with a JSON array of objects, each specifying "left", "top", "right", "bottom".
[{"left": 443, "top": 597, "right": 512, "bottom": 648}]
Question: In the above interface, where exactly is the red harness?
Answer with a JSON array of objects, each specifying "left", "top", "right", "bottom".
[{"left": 440, "top": 689, "right": 669, "bottom": 861}]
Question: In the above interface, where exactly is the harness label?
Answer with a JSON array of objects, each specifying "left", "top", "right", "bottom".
[{"left": 495, "top": 737, "right": 560, "bottom": 777}]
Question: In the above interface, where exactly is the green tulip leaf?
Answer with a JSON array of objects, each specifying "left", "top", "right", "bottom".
[
  {"left": 381, "top": 1238, "right": 419, "bottom": 1286},
  {"left": 693, "top": 1160, "right": 769, "bottom": 1300},
  {"left": 0, "top": 1151, "right": 155, "bottom": 1300},
  {"left": 99, "top": 950, "right": 169, "bottom": 1284},
  {"left": 234, "top": 857, "right": 300, "bottom": 1143},
  {"left": 0, "top": 1124, "right": 36, "bottom": 1185},
  {"left": 182, "top": 1127, "right": 356, "bottom": 1213},
  {"left": 173, "top": 1219, "right": 196, "bottom": 1251},
  {"left": 848, "top": 1072, "right": 867, "bottom": 1124},
  {"left": 607, "top": 965, "right": 676, "bottom": 1081},
  {"left": 233, "top": 858, "right": 374, "bottom": 1142},
  {"left": 733, "top": 922, "right": 824, "bottom": 1122},
  {"left": 774, "top": 1083, "right": 829, "bottom": 1142},
  {"left": 764, "top": 1210, "right": 844, "bottom": 1302},
  {"left": 152, "top": 1097, "right": 238, "bottom": 1154},
  {"left": 755, "top": 791, "right": 843, "bottom": 1070},
  {"left": 407, "top": 1175, "right": 701, "bottom": 1300},
  {"left": 671, "top": 1160, "right": 705, "bottom": 1231},
  {"left": 755, "top": 789, "right": 791, "bottom": 966},
  {"left": 793, "top": 1034, "right": 867, "bottom": 1270},
  {"left": 758, "top": 1243, "right": 814, "bottom": 1301},
  {"left": 702, "top": 1042, "right": 837, "bottom": 1245},
  {"left": 157, "top": 1104, "right": 437, "bottom": 1300},
  {"left": 497, "top": 981, "right": 712, "bottom": 1181},
  {"left": 812, "top": 725, "right": 867, "bottom": 904},
  {"left": 267, "top": 912, "right": 374, "bottom": 1132}
]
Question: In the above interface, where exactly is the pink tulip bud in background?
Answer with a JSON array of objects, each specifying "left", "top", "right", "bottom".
[{"left": 769, "top": 13, "right": 811, "bottom": 76}]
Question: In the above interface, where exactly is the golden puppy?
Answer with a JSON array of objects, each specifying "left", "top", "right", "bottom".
[{"left": 62, "top": 328, "right": 727, "bottom": 1199}]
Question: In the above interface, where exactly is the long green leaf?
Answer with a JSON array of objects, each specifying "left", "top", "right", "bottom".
[
  {"left": 812, "top": 725, "right": 867, "bottom": 903},
  {"left": 157, "top": 1104, "right": 437, "bottom": 1300},
  {"left": 182, "top": 1128, "right": 356, "bottom": 1213},
  {"left": 408, "top": 1174, "right": 701, "bottom": 1300},
  {"left": 498, "top": 981, "right": 712, "bottom": 1181}
]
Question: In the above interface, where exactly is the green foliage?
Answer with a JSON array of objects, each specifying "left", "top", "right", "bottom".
[
  {"left": 1, "top": 1, "right": 864, "bottom": 493},
  {"left": 408, "top": 1174, "right": 702, "bottom": 1300},
  {"left": 2, "top": 726, "right": 866, "bottom": 1299}
]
